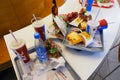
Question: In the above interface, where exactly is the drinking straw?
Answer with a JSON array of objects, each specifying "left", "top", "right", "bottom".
[
  {"left": 9, "top": 30, "right": 18, "bottom": 43},
  {"left": 32, "top": 14, "right": 39, "bottom": 25},
  {"left": 94, "top": 1, "right": 103, "bottom": 22},
  {"left": 94, "top": 7, "right": 101, "bottom": 22},
  {"left": 33, "top": 14, "right": 37, "bottom": 21}
]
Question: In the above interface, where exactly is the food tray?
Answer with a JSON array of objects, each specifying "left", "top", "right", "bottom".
[
  {"left": 14, "top": 47, "right": 81, "bottom": 80},
  {"left": 62, "top": 26, "right": 104, "bottom": 52}
]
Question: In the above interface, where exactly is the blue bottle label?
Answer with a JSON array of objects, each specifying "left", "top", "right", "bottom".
[{"left": 36, "top": 47, "right": 48, "bottom": 63}]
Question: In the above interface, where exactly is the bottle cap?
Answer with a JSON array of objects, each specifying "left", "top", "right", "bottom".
[
  {"left": 34, "top": 32, "right": 41, "bottom": 39},
  {"left": 99, "top": 19, "right": 108, "bottom": 26},
  {"left": 98, "top": 19, "right": 108, "bottom": 30}
]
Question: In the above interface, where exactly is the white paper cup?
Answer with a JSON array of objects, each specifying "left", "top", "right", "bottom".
[{"left": 87, "top": 20, "right": 99, "bottom": 37}]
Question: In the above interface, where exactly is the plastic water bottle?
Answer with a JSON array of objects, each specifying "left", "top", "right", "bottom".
[
  {"left": 86, "top": 0, "right": 94, "bottom": 11},
  {"left": 34, "top": 32, "right": 48, "bottom": 63}
]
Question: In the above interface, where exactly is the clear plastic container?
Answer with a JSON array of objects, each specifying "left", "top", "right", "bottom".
[{"left": 34, "top": 32, "right": 48, "bottom": 63}]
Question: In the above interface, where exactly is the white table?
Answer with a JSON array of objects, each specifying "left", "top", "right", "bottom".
[{"left": 4, "top": 0, "right": 120, "bottom": 80}]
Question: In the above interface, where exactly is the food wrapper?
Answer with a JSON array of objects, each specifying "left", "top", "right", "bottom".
[
  {"left": 53, "top": 16, "right": 67, "bottom": 36},
  {"left": 69, "top": 17, "right": 83, "bottom": 27},
  {"left": 66, "top": 31, "right": 83, "bottom": 45},
  {"left": 79, "top": 32, "right": 93, "bottom": 47}
]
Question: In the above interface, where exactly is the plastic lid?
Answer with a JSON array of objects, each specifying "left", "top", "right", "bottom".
[{"left": 34, "top": 32, "right": 41, "bottom": 39}]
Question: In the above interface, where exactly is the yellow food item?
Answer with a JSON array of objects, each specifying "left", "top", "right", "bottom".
[
  {"left": 80, "top": 21, "right": 87, "bottom": 30},
  {"left": 75, "top": 17, "right": 81, "bottom": 23},
  {"left": 80, "top": 32, "right": 91, "bottom": 40},
  {"left": 80, "top": 31, "right": 93, "bottom": 47},
  {"left": 67, "top": 32, "right": 83, "bottom": 44}
]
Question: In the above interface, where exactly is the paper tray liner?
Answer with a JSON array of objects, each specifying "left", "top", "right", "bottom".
[{"left": 14, "top": 47, "right": 81, "bottom": 80}]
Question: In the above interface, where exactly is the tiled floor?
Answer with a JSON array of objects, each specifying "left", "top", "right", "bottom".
[
  {"left": 89, "top": 47, "right": 120, "bottom": 80},
  {"left": 91, "top": 24, "right": 120, "bottom": 80}
]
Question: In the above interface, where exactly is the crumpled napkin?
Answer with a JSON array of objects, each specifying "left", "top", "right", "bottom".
[
  {"left": 49, "top": 57, "right": 66, "bottom": 69},
  {"left": 22, "top": 57, "right": 66, "bottom": 80}
]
